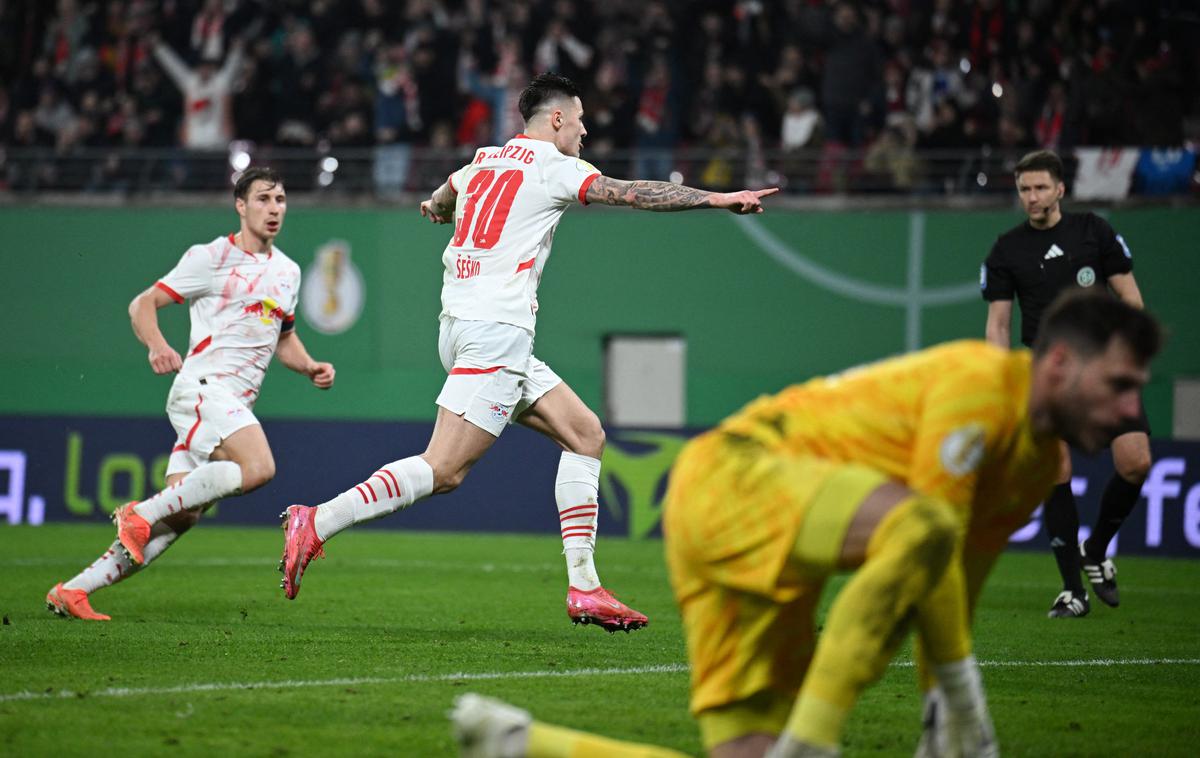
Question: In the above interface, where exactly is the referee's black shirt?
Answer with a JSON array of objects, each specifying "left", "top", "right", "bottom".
[{"left": 981, "top": 212, "right": 1133, "bottom": 346}]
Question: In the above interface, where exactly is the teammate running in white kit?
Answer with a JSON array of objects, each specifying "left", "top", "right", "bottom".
[{"left": 47, "top": 167, "right": 335, "bottom": 620}]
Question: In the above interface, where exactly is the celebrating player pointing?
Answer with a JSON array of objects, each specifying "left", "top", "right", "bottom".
[{"left": 279, "top": 72, "right": 777, "bottom": 630}]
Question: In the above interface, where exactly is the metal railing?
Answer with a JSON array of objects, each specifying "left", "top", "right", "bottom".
[{"left": 0, "top": 145, "right": 1187, "bottom": 201}]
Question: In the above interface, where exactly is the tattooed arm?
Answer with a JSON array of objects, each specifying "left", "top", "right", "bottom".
[
  {"left": 419, "top": 180, "right": 458, "bottom": 224},
  {"left": 585, "top": 175, "right": 779, "bottom": 214}
]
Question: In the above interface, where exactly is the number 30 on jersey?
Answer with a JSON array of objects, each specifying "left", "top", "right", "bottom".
[{"left": 452, "top": 169, "right": 524, "bottom": 250}]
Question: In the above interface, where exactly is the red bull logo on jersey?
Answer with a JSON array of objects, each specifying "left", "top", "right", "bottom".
[
  {"left": 456, "top": 255, "right": 481, "bottom": 280},
  {"left": 243, "top": 297, "right": 286, "bottom": 325},
  {"left": 489, "top": 404, "right": 511, "bottom": 423}
]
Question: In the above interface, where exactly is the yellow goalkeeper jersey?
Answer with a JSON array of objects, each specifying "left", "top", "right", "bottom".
[{"left": 717, "top": 340, "right": 1061, "bottom": 551}]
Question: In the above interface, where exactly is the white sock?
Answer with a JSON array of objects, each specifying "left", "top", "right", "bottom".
[
  {"left": 63, "top": 523, "right": 181, "bottom": 594},
  {"left": 133, "top": 460, "right": 242, "bottom": 524},
  {"left": 933, "top": 656, "right": 989, "bottom": 719},
  {"left": 556, "top": 452, "right": 602, "bottom": 591},
  {"left": 313, "top": 456, "right": 434, "bottom": 541}
]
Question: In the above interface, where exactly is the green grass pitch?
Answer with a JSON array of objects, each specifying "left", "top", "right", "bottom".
[{"left": 1, "top": 524, "right": 1197, "bottom": 756}]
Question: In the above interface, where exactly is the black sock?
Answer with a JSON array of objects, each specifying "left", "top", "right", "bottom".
[
  {"left": 1044, "top": 483, "right": 1085, "bottom": 594},
  {"left": 1085, "top": 474, "right": 1143, "bottom": 560}
]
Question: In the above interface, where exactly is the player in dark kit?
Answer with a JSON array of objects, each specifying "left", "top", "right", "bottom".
[{"left": 981, "top": 149, "right": 1151, "bottom": 618}]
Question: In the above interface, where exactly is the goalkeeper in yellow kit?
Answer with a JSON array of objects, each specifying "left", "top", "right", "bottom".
[{"left": 450, "top": 290, "right": 1161, "bottom": 758}]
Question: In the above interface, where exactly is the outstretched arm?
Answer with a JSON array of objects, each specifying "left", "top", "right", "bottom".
[
  {"left": 215, "top": 38, "right": 246, "bottom": 88},
  {"left": 151, "top": 38, "right": 191, "bottom": 90},
  {"left": 276, "top": 331, "right": 335, "bottom": 389},
  {"left": 585, "top": 176, "right": 778, "bottom": 213},
  {"left": 419, "top": 180, "right": 458, "bottom": 224}
]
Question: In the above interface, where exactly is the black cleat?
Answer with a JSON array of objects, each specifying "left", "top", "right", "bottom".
[
  {"left": 1080, "top": 542, "right": 1120, "bottom": 607},
  {"left": 1047, "top": 590, "right": 1090, "bottom": 618}
]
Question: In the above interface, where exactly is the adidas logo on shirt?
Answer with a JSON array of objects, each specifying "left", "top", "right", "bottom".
[{"left": 1044, "top": 244, "right": 1064, "bottom": 260}]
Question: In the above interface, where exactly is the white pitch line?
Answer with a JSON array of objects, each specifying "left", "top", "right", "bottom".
[
  {"left": 1, "top": 556, "right": 667, "bottom": 576},
  {"left": 0, "top": 664, "right": 689, "bottom": 703},
  {"left": 3, "top": 659, "right": 1198, "bottom": 704},
  {"left": 891, "top": 658, "right": 1200, "bottom": 669}
]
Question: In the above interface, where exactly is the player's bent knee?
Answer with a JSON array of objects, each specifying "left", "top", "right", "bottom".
[
  {"left": 239, "top": 457, "right": 275, "bottom": 492},
  {"left": 430, "top": 463, "right": 470, "bottom": 494},
  {"left": 904, "top": 497, "right": 959, "bottom": 570},
  {"left": 1116, "top": 452, "right": 1152, "bottom": 484},
  {"left": 579, "top": 419, "right": 605, "bottom": 456}
]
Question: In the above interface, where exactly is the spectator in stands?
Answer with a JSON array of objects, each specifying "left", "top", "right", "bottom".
[
  {"left": 373, "top": 44, "right": 422, "bottom": 195},
  {"left": 1035, "top": 80, "right": 1067, "bottom": 150},
  {"left": 189, "top": 0, "right": 226, "bottom": 63},
  {"left": 151, "top": 32, "right": 243, "bottom": 150},
  {"left": 907, "top": 38, "right": 966, "bottom": 134},
  {"left": 820, "top": 2, "right": 883, "bottom": 148},
  {"left": 864, "top": 118, "right": 920, "bottom": 192},
  {"left": 1, "top": 0, "right": 1199, "bottom": 197},
  {"left": 32, "top": 83, "right": 76, "bottom": 149},
  {"left": 634, "top": 54, "right": 675, "bottom": 180},
  {"left": 781, "top": 88, "right": 822, "bottom": 151}
]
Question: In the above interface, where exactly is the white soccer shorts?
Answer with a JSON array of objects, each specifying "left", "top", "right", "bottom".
[
  {"left": 435, "top": 317, "right": 562, "bottom": 437},
  {"left": 165, "top": 376, "right": 260, "bottom": 475}
]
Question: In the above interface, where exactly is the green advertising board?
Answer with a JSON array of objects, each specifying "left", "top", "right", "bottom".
[{"left": 2, "top": 205, "right": 1196, "bottom": 431}]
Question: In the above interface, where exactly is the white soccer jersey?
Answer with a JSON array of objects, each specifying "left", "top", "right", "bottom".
[
  {"left": 439, "top": 134, "right": 601, "bottom": 333},
  {"left": 156, "top": 234, "right": 301, "bottom": 404}
]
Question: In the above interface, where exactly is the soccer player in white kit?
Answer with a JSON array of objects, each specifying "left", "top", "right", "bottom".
[
  {"left": 279, "top": 73, "right": 777, "bottom": 631},
  {"left": 46, "top": 167, "right": 335, "bottom": 621}
]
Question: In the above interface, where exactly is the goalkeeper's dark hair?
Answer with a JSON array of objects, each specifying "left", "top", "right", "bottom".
[
  {"left": 234, "top": 166, "right": 283, "bottom": 200},
  {"left": 1014, "top": 150, "right": 1065, "bottom": 183},
  {"left": 519, "top": 73, "right": 580, "bottom": 122},
  {"left": 1033, "top": 290, "right": 1162, "bottom": 364}
]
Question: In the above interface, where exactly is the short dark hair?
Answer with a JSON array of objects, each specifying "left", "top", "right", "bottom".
[
  {"left": 1014, "top": 150, "right": 1065, "bottom": 183},
  {"left": 518, "top": 73, "right": 580, "bottom": 123},
  {"left": 1034, "top": 289, "right": 1162, "bottom": 365},
  {"left": 234, "top": 166, "right": 283, "bottom": 200}
]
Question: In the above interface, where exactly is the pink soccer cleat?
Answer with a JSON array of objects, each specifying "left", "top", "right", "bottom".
[
  {"left": 46, "top": 583, "right": 111, "bottom": 621},
  {"left": 112, "top": 501, "right": 151, "bottom": 565},
  {"left": 566, "top": 586, "right": 648, "bottom": 633},
  {"left": 279, "top": 505, "right": 325, "bottom": 600}
]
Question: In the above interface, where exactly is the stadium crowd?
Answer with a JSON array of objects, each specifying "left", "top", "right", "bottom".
[{"left": 0, "top": 0, "right": 1196, "bottom": 192}]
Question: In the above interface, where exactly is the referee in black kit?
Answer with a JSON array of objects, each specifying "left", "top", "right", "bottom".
[{"left": 981, "top": 149, "right": 1151, "bottom": 618}]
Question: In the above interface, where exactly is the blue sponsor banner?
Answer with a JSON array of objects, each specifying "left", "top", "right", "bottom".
[
  {"left": 0, "top": 416, "right": 576, "bottom": 536},
  {"left": 2, "top": 416, "right": 1199, "bottom": 558}
]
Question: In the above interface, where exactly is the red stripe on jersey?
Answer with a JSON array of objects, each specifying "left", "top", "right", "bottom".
[
  {"left": 172, "top": 444, "right": 187, "bottom": 452},
  {"left": 449, "top": 365, "right": 505, "bottom": 375},
  {"left": 513, "top": 134, "right": 531, "bottom": 139},
  {"left": 558, "top": 504, "right": 598, "bottom": 520},
  {"left": 155, "top": 281, "right": 184, "bottom": 304},
  {"left": 578, "top": 173, "right": 601, "bottom": 205},
  {"left": 448, "top": 172, "right": 457, "bottom": 193},
  {"left": 372, "top": 473, "right": 393, "bottom": 498},
  {"left": 515, "top": 257, "right": 536, "bottom": 273},
  {"left": 190, "top": 336, "right": 212, "bottom": 356},
  {"left": 178, "top": 395, "right": 204, "bottom": 451},
  {"left": 380, "top": 469, "right": 402, "bottom": 497}
]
